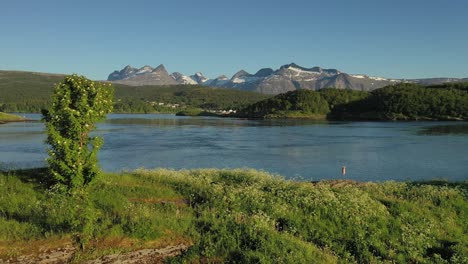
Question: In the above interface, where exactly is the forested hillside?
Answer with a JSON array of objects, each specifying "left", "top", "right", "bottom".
[
  {"left": 335, "top": 83, "right": 468, "bottom": 120},
  {"left": 0, "top": 71, "right": 270, "bottom": 113},
  {"left": 238, "top": 83, "right": 468, "bottom": 120}
]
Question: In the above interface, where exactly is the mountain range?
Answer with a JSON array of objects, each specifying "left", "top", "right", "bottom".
[{"left": 107, "top": 63, "right": 468, "bottom": 94}]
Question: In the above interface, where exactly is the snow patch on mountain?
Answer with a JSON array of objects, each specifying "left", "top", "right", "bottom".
[
  {"left": 182, "top": 76, "right": 197, "bottom": 84},
  {"left": 351, "top": 74, "right": 367, "bottom": 79},
  {"left": 287, "top": 66, "right": 320, "bottom": 75},
  {"left": 136, "top": 66, "right": 153, "bottom": 75},
  {"left": 369, "top": 76, "right": 388, "bottom": 81}
]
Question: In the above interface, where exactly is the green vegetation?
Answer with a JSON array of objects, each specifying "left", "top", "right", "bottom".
[
  {"left": 237, "top": 83, "right": 468, "bottom": 120},
  {"left": 0, "top": 71, "right": 270, "bottom": 113},
  {"left": 0, "top": 112, "right": 25, "bottom": 123},
  {"left": 39, "top": 75, "right": 114, "bottom": 249},
  {"left": 112, "top": 84, "right": 270, "bottom": 113},
  {"left": 2, "top": 71, "right": 466, "bottom": 120},
  {"left": 239, "top": 90, "right": 330, "bottom": 119},
  {"left": 0, "top": 168, "right": 466, "bottom": 263},
  {"left": 175, "top": 108, "right": 219, "bottom": 117},
  {"left": 427, "top": 82, "right": 468, "bottom": 91},
  {"left": 0, "top": 169, "right": 194, "bottom": 262},
  {"left": 42, "top": 75, "right": 114, "bottom": 189},
  {"left": 0, "top": 71, "right": 63, "bottom": 113},
  {"left": 319, "top": 88, "right": 369, "bottom": 111},
  {"left": 334, "top": 83, "right": 468, "bottom": 120}
]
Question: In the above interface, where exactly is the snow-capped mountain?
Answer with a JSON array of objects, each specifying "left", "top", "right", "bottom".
[
  {"left": 108, "top": 64, "right": 178, "bottom": 86},
  {"left": 107, "top": 63, "right": 467, "bottom": 94},
  {"left": 218, "top": 63, "right": 403, "bottom": 94},
  {"left": 204, "top": 75, "right": 230, "bottom": 87},
  {"left": 190, "top": 72, "right": 209, "bottom": 84},
  {"left": 170, "top": 72, "right": 198, "bottom": 85}
]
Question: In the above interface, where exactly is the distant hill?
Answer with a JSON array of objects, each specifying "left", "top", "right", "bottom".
[
  {"left": 0, "top": 70, "right": 270, "bottom": 113},
  {"left": 107, "top": 63, "right": 468, "bottom": 94},
  {"left": 236, "top": 83, "right": 468, "bottom": 121}
]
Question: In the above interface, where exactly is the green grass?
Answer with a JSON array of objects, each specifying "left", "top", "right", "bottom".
[
  {"left": 0, "top": 168, "right": 467, "bottom": 263},
  {"left": 0, "top": 112, "right": 25, "bottom": 122}
]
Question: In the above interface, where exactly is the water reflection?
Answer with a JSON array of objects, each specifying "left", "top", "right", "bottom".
[
  {"left": 418, "top": 124, "right": 468, "bottom": 135},
  {"left": 104, "top": 117, "right": 334, "bottom": 128}
]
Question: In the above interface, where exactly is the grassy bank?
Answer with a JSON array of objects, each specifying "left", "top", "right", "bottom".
[
  {"left": 175, "top": 108, "right": 219, "bottom": 117},
  {"left": 0, "top": 112, "right": 25, "bottom": 124},
  {"left": 0, "top": 168, "right": 466, "bottom": 263}
]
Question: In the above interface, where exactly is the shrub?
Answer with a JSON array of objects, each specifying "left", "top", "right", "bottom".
[{"left": 42, "top": 75, "right": 113, "bottom": 189}]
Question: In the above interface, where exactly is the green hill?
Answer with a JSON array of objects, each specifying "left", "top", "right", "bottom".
[
  {"left": 0, "top": 70, "right": 270, "bottom": 113},
  {"left": 334, "top": 83, "right": 468, "bottom": 120},
  {"left": 238, "top": 89, "right": 331, "bottom": 119},
  {"left": 0, "top": 71, "right": 64, "bottom": 112},
  {"left": 237, "top": 84, "right": 468, "bottom": 120}
]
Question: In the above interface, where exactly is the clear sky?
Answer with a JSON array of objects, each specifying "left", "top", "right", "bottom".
[{"left": 1, "top": 0, "right": 467, "bottom": 80}]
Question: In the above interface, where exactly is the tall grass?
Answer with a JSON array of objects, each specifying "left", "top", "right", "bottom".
[
  {"left": 0, "top": 168, "right": 466, "bottom": 263},
  {"left": 0, "top": 170, "right": 193, "bottom": 261},
  {"left": 137, "top": 169, "right": 467, "bottom": 263}
]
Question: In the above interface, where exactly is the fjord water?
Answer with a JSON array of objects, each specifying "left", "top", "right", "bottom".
[{"left": 1, "top": 114, "right": 467, "bottom": 181}]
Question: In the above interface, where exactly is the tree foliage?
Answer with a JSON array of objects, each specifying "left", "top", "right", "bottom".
[
  {"left": 42, "top": 75, "right": 113, "bottom": 189},
  {"left": 238, "top": 84, "right": 468, "bottom": 120},
  {"left": 319, "top": 88, "right": 369, "bottom": 110},
  {"left": 240, "top": 90, "right": 330, "bottom": 118},
  {"left": 333, "top": 83, "right": 468, "bottom": 120}
]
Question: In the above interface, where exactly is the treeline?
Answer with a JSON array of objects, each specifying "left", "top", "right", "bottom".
[
  {"left": 239, "top": 88, "right": 369, "bottom": 119},
  {"left": 0, "top": 71, "right": 270, "bottom": 113},
  {"left": 112, "top": 84, "right": 270, "bottom": 113},
  {"left": 238, "top": 83, "right": 468, "bottom": 120},
  {"left": 427, "top": 82, "right": 468, "bottom": 91},
  {"left": 239, "top": 89, "right": 332, "bottom": 118},
  {"left": 336, "top": 83, "right": 468, "bottom": 120}
]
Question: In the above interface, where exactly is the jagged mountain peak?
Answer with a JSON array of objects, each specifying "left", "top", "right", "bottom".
[
  {"left": 279, "top": 63, "right": 323, "bottom": 73},
  {"left": 278, "top": 63, "right": 341, "bottom": 76},
  {"left": 139, "top": 65, "right": 153, "bottom": 70},
  {"left": 170, "top": 72, "right": 184, "bottom": 78},
  {"left": 107, "top": 64, "right": 177, "bottom": 85},
  {"left": 190, "top": 72, "right": 208, "bottom": 84},
  {"left": 232, "top": 70, "right": 252, "bottom": 79},
  {"left": 108, "top": 63, "right": 444, "bottom": 93},
  {"left": 153, "top": 64, "right": 167, "bottom": 72},
  {"left": 280, "top": 63, "right": 310, "bottom": 70},
  {"left": 136, "top": 65, "right": 153, "bottom": 75},
  {"left": 171, "top": 72, "right": 198, "bottom": 84},
  {"left": 254, "top": 68, "right": 274, "bottom": 77}
]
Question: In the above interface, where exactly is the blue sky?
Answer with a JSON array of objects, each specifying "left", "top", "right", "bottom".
[{"left": 1, "top": 0, "right": 467, "bottom": 80}]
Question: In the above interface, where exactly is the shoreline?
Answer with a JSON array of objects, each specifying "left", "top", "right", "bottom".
[
  {"left": 6, "top": 111, "right": 467, "bottom": 122},
  {"left": 2, "top": 167, "right": 467, "bottom": 185}
]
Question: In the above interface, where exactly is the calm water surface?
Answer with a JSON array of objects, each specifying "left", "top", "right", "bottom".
[{"left": 1, "top": 113, "right": 467, "bottom": 181}]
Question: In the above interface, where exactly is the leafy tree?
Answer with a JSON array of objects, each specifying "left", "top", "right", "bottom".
[
  {"left": 240, "top": 90, "right": 330, "bottom": 118},
  {"left": 42, "top": 74, "right": 113, "bottom": 190}
]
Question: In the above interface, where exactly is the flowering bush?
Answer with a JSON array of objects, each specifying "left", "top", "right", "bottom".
[{"left": 42, "top": 75, "right": 113, "bottom": 190}]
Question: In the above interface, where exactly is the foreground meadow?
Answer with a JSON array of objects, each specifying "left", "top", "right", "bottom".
[{"left": 0, "top": 168, "right": 466, "bottom": 263}]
